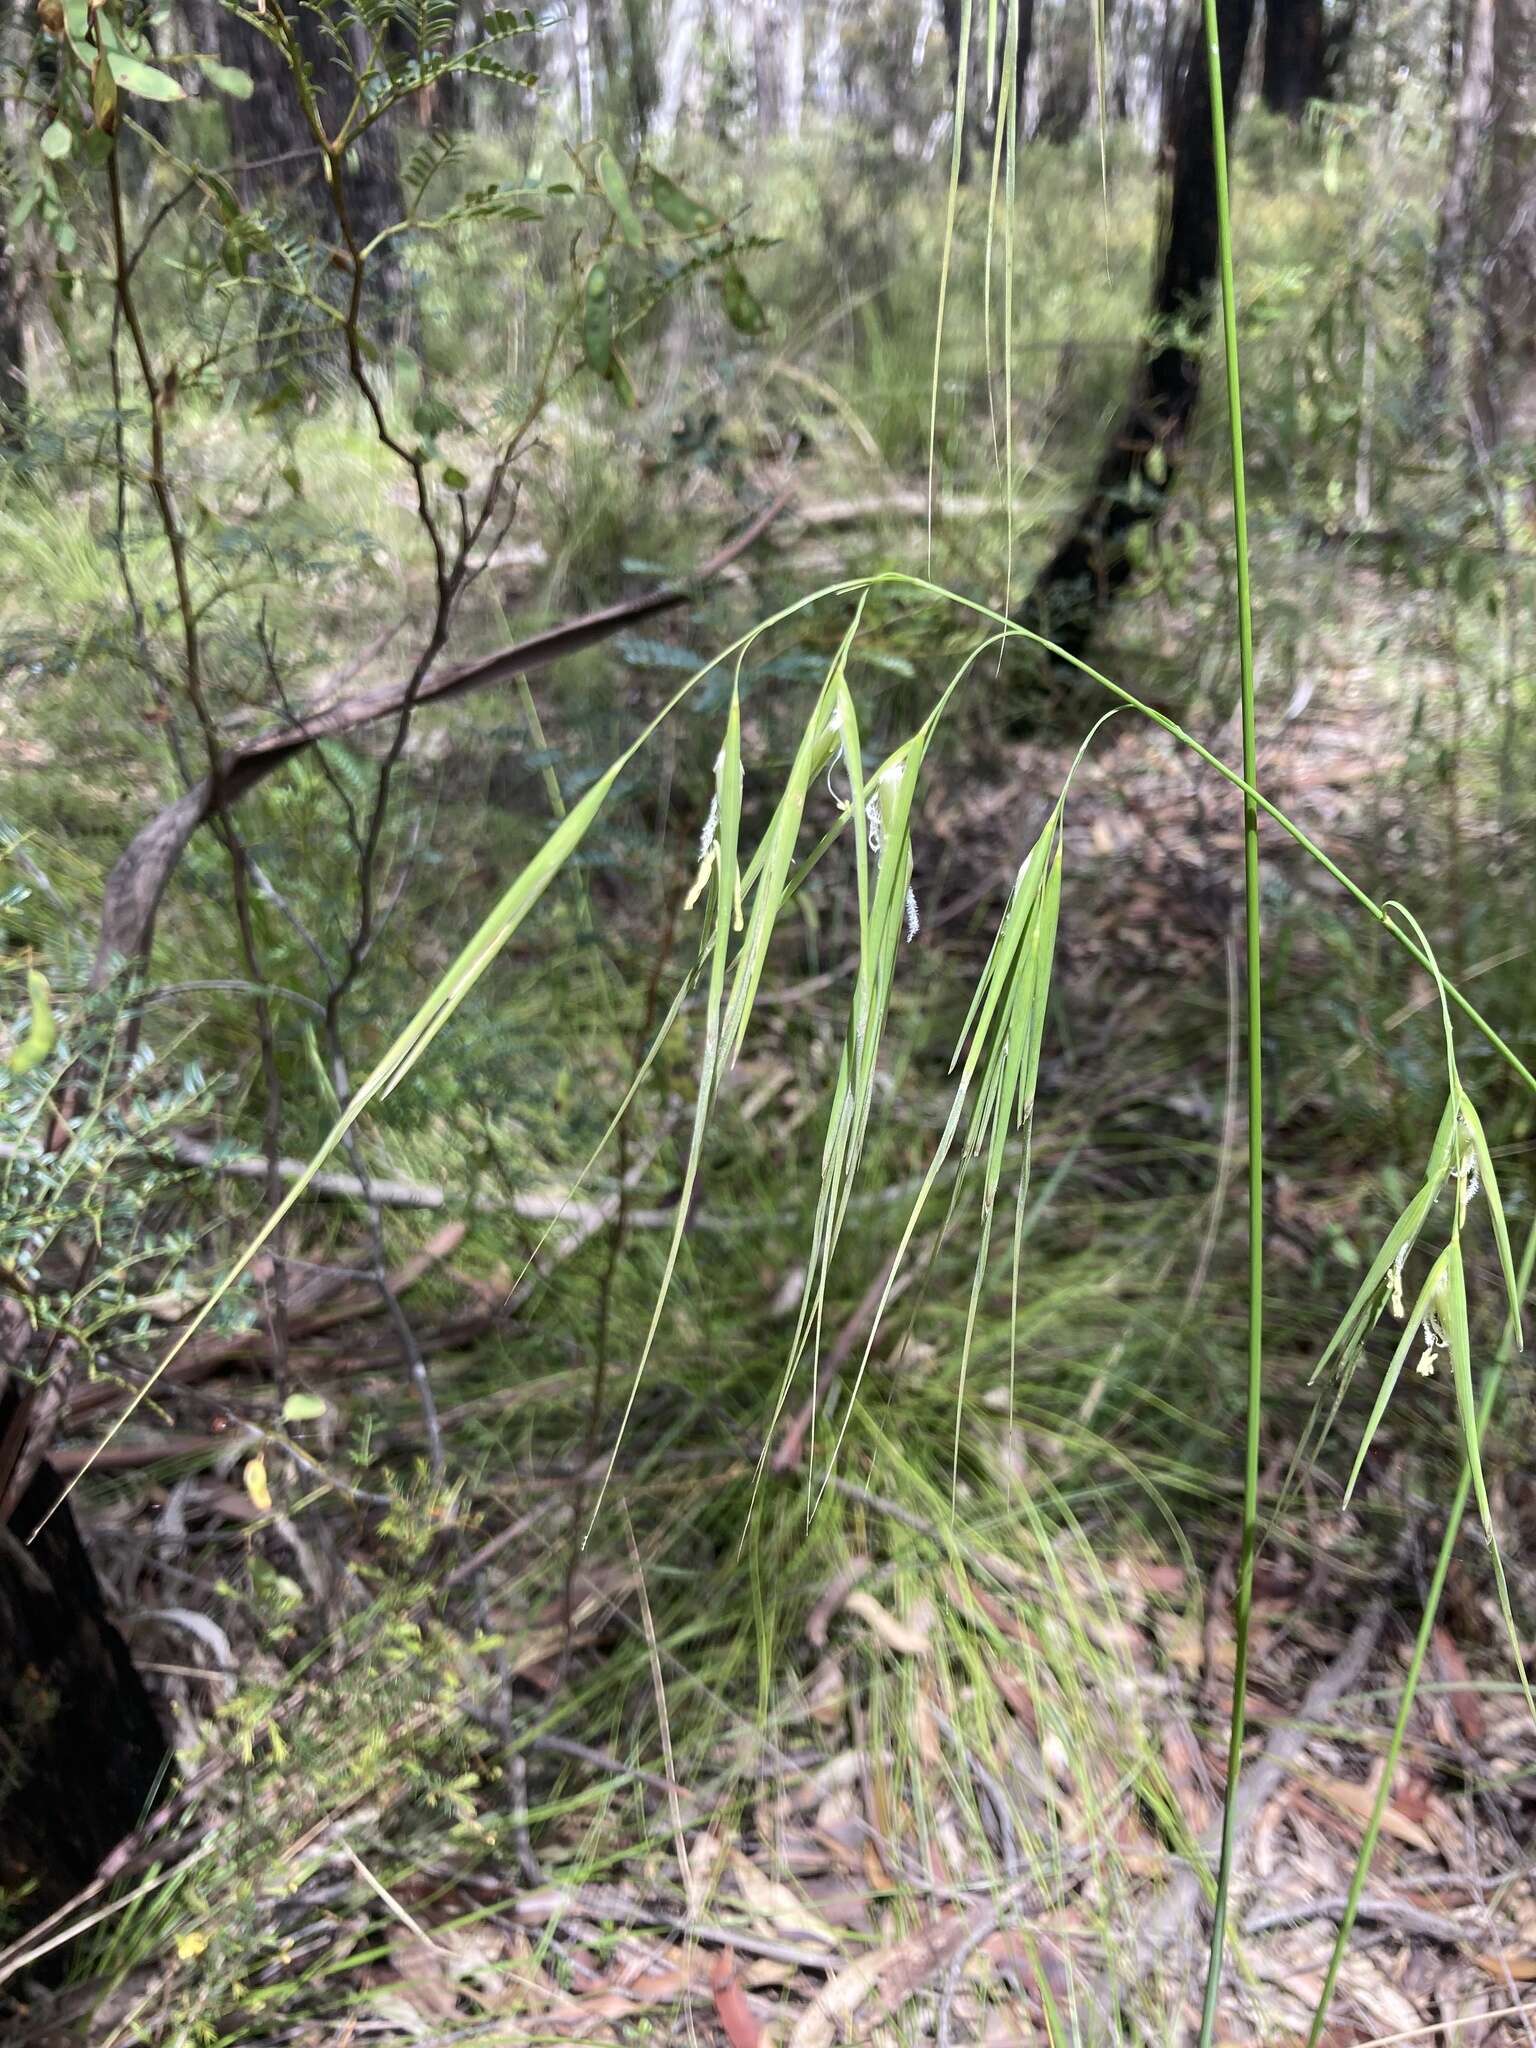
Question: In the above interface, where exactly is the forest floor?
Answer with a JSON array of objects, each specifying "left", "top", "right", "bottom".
[{"left": 10, "top": 496, "right": 1536, "bottom": 2047}]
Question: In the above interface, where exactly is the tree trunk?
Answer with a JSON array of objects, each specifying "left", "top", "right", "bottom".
[
  {"left": 620, "top": 0, "right": 660, "bottom": 138},
  {"left": 1261, "top": 0, "right": 1325, "bottom": 118},
  {"left": 0, "top": 1384, "right": 171, "bottom": 1943},
  {"left": 654, "top": 0, "right": 706, "bottom": 138},
  {"left": 1472, "top": 0, "right": 1536, "bottom": 461},
  {"left": 1033, "top": 18, "right": 1093, "bottom": 145},
  {"left": 781, "top": 0, "right": 805, "bottom": 136},
  {"left": 216, "top": 1, "right": 407, "bottom": 340},
  {"left": 811, "top": 0, "right": 847, "bottom": 118},
  {"left": 752, "top": 0, "right": 783, "bottom": 135},
  {"left": 1423, "top": 0, "right": 1496, "bottom": 413},
  {"left": 0, "top": 186, "right": 24, "bottom": 444},
  {"left": 1019, "top": 0, "right": 1260, "bottom": 673}
]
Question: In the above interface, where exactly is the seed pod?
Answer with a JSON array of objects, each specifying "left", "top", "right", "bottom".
[
  {"left": 92, "top": 51, "right": 118, "bottom": 136},
  {"left": 596, "top": 145, "right": 646, "bottom": 251},
  {"left": 582, "top": 260, "right": 612, "bottom": 377},
  {"left": 8, "top": 970, "right": 57, "bottom": 1076},
  {"left": 647, "top": 167, "right": 718, "bottom": 237},
  {"left": 720, "top": 261, "right": 766, "bottom": 336},
  {"left": 607, "top": 348, "right": 639, "bottom": 409}
]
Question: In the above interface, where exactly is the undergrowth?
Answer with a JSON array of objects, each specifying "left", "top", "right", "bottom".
[{"left": 3, "top": 48, "right": 1535, "bottom": 2048}]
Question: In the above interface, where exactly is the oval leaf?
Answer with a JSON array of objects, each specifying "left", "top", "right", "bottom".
[
  {"left": 196, "top": 55, "right": 253, "bottom": 99},
  {"left": 281, "top": 1392, "right": 328, "bottom": 1424},
  {"left": 109, "top": 52, "right": 186, "bottom": 101}
]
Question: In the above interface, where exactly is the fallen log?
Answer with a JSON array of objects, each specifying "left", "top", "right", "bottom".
[{"left": 91, "top": 486, "right": 792, "bottom": 986}]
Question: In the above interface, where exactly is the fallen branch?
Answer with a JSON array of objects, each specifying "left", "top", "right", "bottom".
[
  {"left": 91, "top": 484, "right": 794, "bottom": 986},
  {"left": 158, "top": 1131, "right": 678, "bottom": 1230}
]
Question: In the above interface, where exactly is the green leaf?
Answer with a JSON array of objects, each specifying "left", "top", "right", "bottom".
[
  {"left": 281, "top": 1392, "right": 328, "bottom": 1424},
  {"left": 41, "top": 119, "right": 73, "bottom": 161},
  {"left": 596, "top": 144, "right": 646, "bottom": 250},
  {"left": 107, "top": 52, "right": 185, "bottom": 101},
  {"left": 441, "top": 464, "right": 470, "bottom": 490},
  {"left": 411, "top": 394, "right": 459, "bottom": 438},
  {"left": 582, "top": 260, "right": 611, "bottom": 377},
  {"left": 196, "top": 55, "right": 253, "bottom": 98},
  {"left": 7, "top": 969, "right": 58, "bottom": 1076}
]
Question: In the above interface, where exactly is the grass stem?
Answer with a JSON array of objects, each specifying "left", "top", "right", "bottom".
[{"left": 1194, "top": 0, "right": 1263, "bottom": 2035}]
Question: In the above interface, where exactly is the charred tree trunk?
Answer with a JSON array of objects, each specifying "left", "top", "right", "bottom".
[
  {"left": 1423, "top": 0, "right": 1496, "bottom": 414},
  {"left": 1034, "top": 40, "right": 1093, "bottom": 144},
  {"left": 0, "top": 1383, "right": 171, "bottom": 1943},
  {"left": 216, "top": 0, "right": 408, "bottom": 381},
  {"left": 1, "top": 0, "right": 28, "bottom": 444},
  {"left": 1018, "top": 0, "right": 1260, "bottom": 678},
  {"left": 1261, "top": 0, "right": 1325, "bottom": 118},
  {"left": 0, "top": 191, "right": 24, "bottom": 446},
  {"left": 217, "top": 2, "right": 405, "bottom": 292}
]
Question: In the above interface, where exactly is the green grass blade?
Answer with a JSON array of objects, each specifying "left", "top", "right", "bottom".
[
  {"left": 1306, "top": 1216, "right": 1536, "bottom": 2047},
  {"left": 1341, "top": 1245, "right": 1451, "bottom": 1509},
  {"left": 1443, "top": 1230, "right": 1536, "bottom": 1721},
  {"left": 1455, "top": 1093, "right": 1524, "bottom": 1348},
  {"left": 588, "top": 692, "right": 743, "bottom": 1535},
  {"left": 1310, "top": 1175, "right": 1440, "bottom": 1387}
]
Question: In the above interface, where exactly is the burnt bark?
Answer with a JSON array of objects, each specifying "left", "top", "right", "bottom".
[
  {"left": 216, "top": 2, "right": 406, "bottom": 297},
  {"left": 0, "top": 1386, "right": 171, "bottom": 1945},
  {"left": 1, "top": 0, "right": 28, "bottom": 442},
  {"left": 1018, "top": 0, "right": 1260, "bottom": 676},
  {"left": 1034, "top": 30, "right": 1093, "bottom": 144},
  {"left": 0, "top": 192, "right": 23, "bottom": 445},
  {"left": 1261, "top": 0, "right": 1326, "bottom": 118}
]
